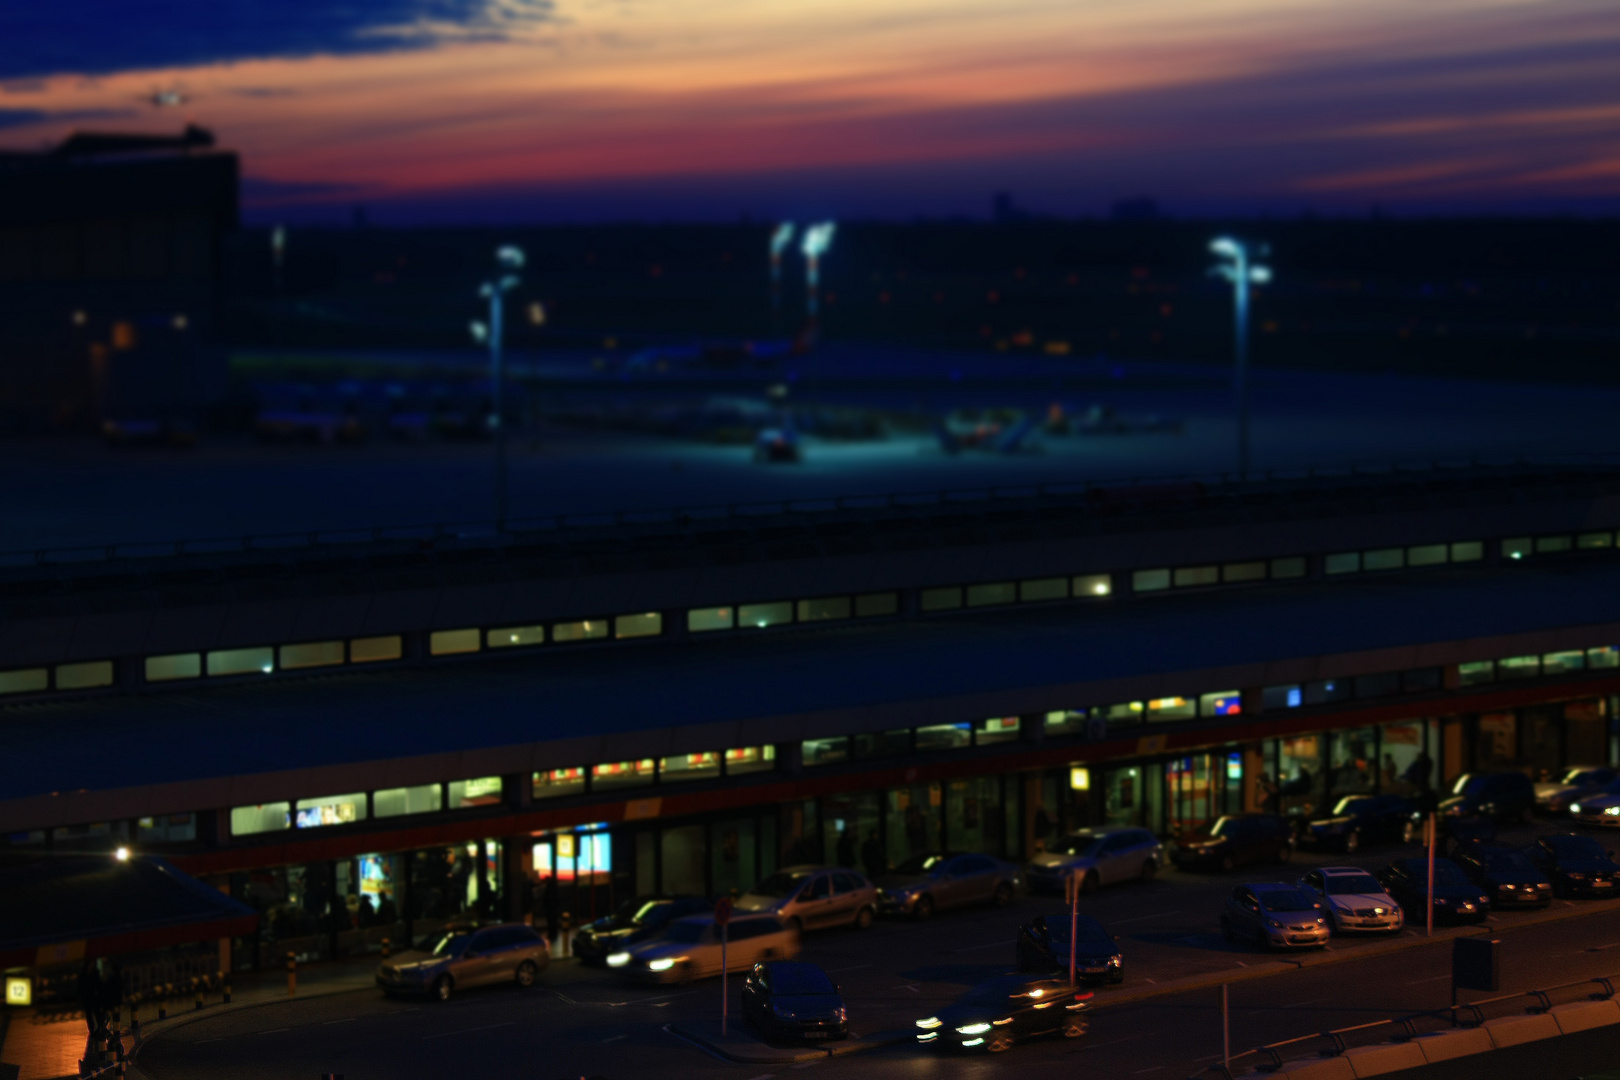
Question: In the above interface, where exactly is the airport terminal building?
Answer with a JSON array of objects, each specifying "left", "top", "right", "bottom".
[{"left": 4, "top": 463, "right": 1620, "bottom": 972}]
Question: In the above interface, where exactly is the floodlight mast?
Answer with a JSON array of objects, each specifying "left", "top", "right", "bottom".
[
  {"left": 1208, "top": 237, "right": 1270, "bottom": 480},
  {"left": 770, "top": 223, "right": 795, "bottom": 313},
  {"left": 801, "top": 222, "right": 836, "bottom": 319},
  {"left": 476, "top": 245, "right": 526, "bottom": 530}
]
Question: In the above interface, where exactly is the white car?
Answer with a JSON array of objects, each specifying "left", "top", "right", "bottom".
[
  {"left": 1026, "top": 828, "right": 1164, "bottom": 894},
  {"left": 1296, "top": 866, "right": 1404, "bottom": 934},
  {"left": 1572, "top": 791, "right": 1620, "bottom": 828},
  {"left": 607, "top": 915, "right": 798, "bottom": 984}
]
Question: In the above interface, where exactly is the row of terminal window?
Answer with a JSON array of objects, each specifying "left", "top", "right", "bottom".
[{"left": 0, "top": 528, "right": 1612, "bottom": 700}]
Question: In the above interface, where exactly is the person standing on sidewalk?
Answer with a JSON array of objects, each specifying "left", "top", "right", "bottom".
[{"left": 78, "top": 959, "right": 104, "bottom": 1042}]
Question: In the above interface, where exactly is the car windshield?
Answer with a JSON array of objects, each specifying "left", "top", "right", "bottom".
[
  {"left": 1563, "top": 768, "right": 1601, "bottom": 784},
  {"left": 638, "top": 901, "right": 680, "bottom": 927},
  {"left": 772, "top": 966, "right": 836, "bottom": 995},
  {"left": 1041, "top": 917, "right": 1111, "bottom": 943},
  {"left": 661, "top": 921, "right": 709, "bottom": 944},
  {"left": 425, "top": 932, "right": 471, "bottom": 957},
  {"left": 1546, "top": 836, "right": 1607, "bottom": 860},
  {"left": 1458, "top": 775, "right": 1497, "bottom": 797},
  {"left": 1050, "top": 834, "right": 1105, "bottom": 857},
  {"left": 1258, "top": 889, "right": 1316, "bottom": 912},
  {"left": 1331, "top": 796, "right": 1373, "bottom": 816},
  {"left": 750, "top": 872, "right": 811, "bottom": 898},
  {"left": 894, "top": 853, "right": 950, "bottom": 874},
  {"left": 1487, "top": 853, "right": 1536, "bottom": 873},
  {"left": 1324, "top": 873, "right": 1382, "bottom": 896}
]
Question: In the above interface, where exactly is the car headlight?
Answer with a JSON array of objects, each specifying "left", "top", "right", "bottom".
[
  {"left": 1108, "top": 955, "right": 1121, "bottom": 966},
  {"left": 1500, "top": 884, "right": 1516, "bottom": 891},
  {"left": 1569, "top": 872, "right": 1587, "bottom": 880},
  {"left": 957, "top": 1023, "right": 992, "bottom": 1035},
  {"left": 916, "top": 1017, "right": 942, "bottom": 1029},
  {"left": 648, "top": 958, "right": 678, "bottom": 971},
  {"left": 1433, "top": 898, "right": 1449, "bottom": 906},
  {"left": 606, "top": 952, "right": 630, "bottom": 967},
  {"left": 1267, "top": 918, "right": 1284, "bottom": 929},
  {"left": 1478, "top": 896, "right": 1489, "bottom": 904},
  {"left": 835, "top": 1007, "right": 847, "bottom": 1022},
  {"left": 1573, "top": 804, "right": 1584, "bottom": 814},
  {"left": 1606, "top": 807, "right": 1620, "bottom": 817}
]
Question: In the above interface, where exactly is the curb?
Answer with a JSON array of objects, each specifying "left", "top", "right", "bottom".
[
  {"left": 1090, "top": 897, "right": 1620, "bottom": 1011},
  {"left": 665, "top": 1022, "right": 913, "bottom": 1063}
]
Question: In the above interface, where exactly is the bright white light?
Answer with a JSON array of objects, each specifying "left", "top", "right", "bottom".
[
  {"left": 771, "top": 222, "right": 796, "bottom": 258},
  {"left": 114, "top": 846, "right": 130, "bottom": 862},
  {"left": 469, "top": 320, "right": 489, "bottom": 344},
  {"left": 1092, "top": 582, "right": 1110, "bottom": 595},
  {"left": 606, "top": 953, "right": 630, "bottom": 967},
  {"left": 260, "top": 663, "right": 272, "bottom": 673},
  {"left": 962, "top": 1038, "right": 985, "bottom": 1047},
  {"left": 647, "top": 958, "right": 677, "bottom": 971},
  {"left": 1209, "top": 237, "right": 1241, "bottom": 259},
  {"left": 802, "top": 222, "right": 836, "bottom": 259},
  {"left": 916, "top": 1017, "right": 942, "bottom": 1029},
  {"left": 496, "top": 245, "right": 526, "bottom": 270},
  {"left": 1249, "top": 266, "right": 1272, "bottom": 284},
  {"left": 957, "top": 1023, "right": 992, "bottom": 1034}
]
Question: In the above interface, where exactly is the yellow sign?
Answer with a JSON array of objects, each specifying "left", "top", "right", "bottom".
[
  {"left": 1069, "top": 767, "right": 1091, "bottom": 791},
  {"left": 6, "top": 976, "right": 31, "bottom": 1007},
  {"left": 556, "top": 834, "right": 576, "bottom": 860}
]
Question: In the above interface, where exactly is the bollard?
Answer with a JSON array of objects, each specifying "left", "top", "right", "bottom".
[
  {"left": 560, "top": 913, "right": 573, "bottom": 958},
  {"left": 157, "top": 1003, "right": 166, "bottom": 1021},
  {"left": 223, "top": 982, "right": 232, "bottom": 1005},
  {"left": 195, "top": 987, "right": 203, "bottom": 1011},
  {"left": 287, "top": 951, "right": 297, "bottom": 997},
  {"left": 381, "top": 937, "right": 391, "bottom": 959}
]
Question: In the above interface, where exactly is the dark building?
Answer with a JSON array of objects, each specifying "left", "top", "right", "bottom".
[
  {"left": 0, "top": 125, "right": 238, "bottom": 432},
  {"left": 1, "top": 463, "right": 1618, "bottom": 976}
]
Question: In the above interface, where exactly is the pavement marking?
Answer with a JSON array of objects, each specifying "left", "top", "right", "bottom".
[
  {"left": 1113, "top": 911, "right": 1180, "bottom": 926},
  {"left": 322, "top": 1017, "right": 357, "bottom": 1024},
  {"left": 1234, "top": 962, "right": 1247, "bottom": 968},
  {"left": 1144, "top": 978, "right": 1157, "bottom": 984},
  {"left": 421, "top": 1021, "right": 515, "bottom": 1040},
  {"left": 826, "top": 964, "right": 873, "bottom": 973},
  {"left": 1406, "top": 974, "right": 1451, "bottom": 985}
]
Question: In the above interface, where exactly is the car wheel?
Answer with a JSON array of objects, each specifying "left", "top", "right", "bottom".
[
  {"left": 988, "top": 1032, "right": 1017, "bottom": 1053},
  {"left": 992, "top": 882, "right": 1013, "bottom": 907},
  {"left": 1220, "top": 854, "right": 1237, "bottom": 873},
  {"left": 854, "top": 906, "right": 875, "bottom": 931},
  {"left": 1344, "top": 831, "right": 1360, "bottom": 854},
  {"left": 1062, "top": 1019, "right": 1088, "bottom": 1039},
  {"left": 914, "top": 896, "right": 935, "bottom": 921},
  {"left": 1080, "top": 871, "right": 1099, "bottom": 895},
  {"left": 431, "top": 976, "right": 452, "bottom": 1002},
  {"left": 514, "top": 961, "right": 537, "bottom": 988},
  {"left": 1140, "top": 859, "right": 1157, "bottom": 883}
]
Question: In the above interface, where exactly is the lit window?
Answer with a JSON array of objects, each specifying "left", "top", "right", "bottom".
[
  {"left": 856, "top": 729, "right": 911, "bottom": 758},
  {"left": 1103, "top": 702, "right": 1144, "bottom": 723},
  {"left": 55, "top": 661, "right": 112, "bottom": 690},
  {"left": 1588, "top": 647, "right": 1620, "bottom": 669},
  {"left": 1222, "top": 562, "right": 1266, "bottom": 583},
  {"left": 1019, "top": 578, "right": 1067, "bottom": 602},
  {"left": 724, "top": 745, "right": 776, "bottom": 775},
  {"left": 531, "top": 768, "right": 586, "bottom": 799},
  {"left": 231, "top": 803, "right": 290, "bottom": 836},
  {"left": 1363, "top": 548, "right": 1404, "bottom": 571},
  {"left": 915, "top": 723, "right": 972, "bottom": 751},
  {"left": 1457, "top": 661, "right": 1495, "bottom": 686},
  {"left": 1324, "top": 552, "right": 1360, "bottom": 575},
  {"left": 1131, "top": 569, "right": 1170, "bottom": 593},
  {"left": 430, "top": 628, "right": 481, "bottom": 656},
  {"left": 295, "top": 793, "right": 367, "bottom": 828},
  {"left": 1543, "top": 651, "right": 1585, "bottom": 675},
  {"left": 801, "top": 738, "right": 850, "bottom": 766},
  {"left": 1074, "top": 574, "right": 1112, "bottom": 597},
  {"left": 207, "top": 647, "right": 274, "bottom": 676},
  {"left": 1501, "top": 538, "right": 1531, "bottom": 560},
  {"left": 739, "top": 601, "right": 793, "bottom": 628},
  {"left": 1407, "top": 544, "right": 1447, "bottom": 567},
  {"left": 144, "top": 654, "right": 199, "bottom": 682},
  {"left": 1044, "top": 710, "right": 1087, "bottom": 736},
  {"left": 449, "top": 776, "right": 504, "bottom": 806},
  {"left": 590, "top": 760, "right": 655, "bottom": 789},
  {"left": 553, "top": 619, "right": 608, "bottom": 643},
  {"left": 1578, "top": 532, "right": 1613, "bottom": 550},
  {"left": 615, "top": 612, "right": 663, "bottom": 639},
  {"left": 350, "top": 636, "right": 403, "bottom": 663},
  {"left": 0, "top": 668, "right": 45, "bottom": 695},
  {"left": 373, "top": 784, "right": 442, "bottom": 817},
  {"left": 1270, "top": 556, "right": 1307, "bottom": 579},
  {"left": 1450, "top": 541, "right": 1483, "bottom": 562},
  {"left": 687, "top": 607, "right": 734, "bottom": 633},
  {"left": 1497, "top": 655, "right": 1540, "bottom": 679},
  {"left": 1172, "top": 566, "right": 1218, "bottom": 588},
  {"left": 488, "top": 625, "right": 545, "bottom": 648},
  {"left": 855, "top": 593, "right": 899, "bottom": 617},
  {"left": 280, "top": 641, "right": 345, "bottom": 669},
  {"left": 797, "top": 597, "right": 851, "bottom": 622},
  {"left": 1199, "top": 691, "right": 1242, "bottom": 717},
  {"left": 966, "top": 582, "right": 1016, "bottom": 607},
  {"left": 975, "top": 717, "right": 1021, "bottom": 744},
  {"left": 1146, "top": 697, "right": 1195, "bottom": 721},
  {"left": 660, "top": 751, "right": 720, "bottom": 782},
  {"left": 1536, "top": 536, "right": 1572, "bottom": 554},
  {"left": 920, "top": 587, "right": 963, "bottom": 611},
  {"left": 1262, "top": 685, "right": 1301, "bottom": 710}
]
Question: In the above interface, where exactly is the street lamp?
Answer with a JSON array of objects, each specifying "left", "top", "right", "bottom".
[
  {"left": 1208, "top": 236, "right": 1271, "bottom": 480},
  {"left": 801, "top": 221, "right": 836, "bottom": 320},
  {"left": 471, "top": 244, "right": 525, "bottom": 530},
  {"left": 769, "top": 222, "right": 795, "bottom": 314}
]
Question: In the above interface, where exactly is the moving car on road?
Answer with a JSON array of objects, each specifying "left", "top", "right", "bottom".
[
  {"left": 1015, "top": 913, "right": 1123, "bottom": 983},
  {"left": 1297, "top": 795, "right": 1415, "bottom": 853},
  {"left": 1525, "top": 834, "right": 1620, "bottom": 898},
  {"left": 1221, "top": 883, "right": 1329, "bottom": 950},
  {"left": 1374, "top": 859, "right": 1489, "bottom": 922},
  {"left": 1174, "top": 814, "right": 1293, "bottom": 872},
  {"left": 875, "top": 851, "right": 1021, "bottom": 919},
  {"left": 1296, "top": 867, "right": 1404, "bottom": 934},
  {"left": 1571, "top": 787, "right": 1620, "bottom": 828},
  {"left": 572, "top": 895, "right": 712, "bottom": 965},
  {"left": 736, "top": 866, "right": 878, "bottom": 932},
  {"left": 1027, "top": 827, "right": 1162, "bottom": 894},
  {"left": 916, "top": 974, "right": 1091, "bottom": 1053},
  {"left": 610, "top": 914, "right": 797, "bottom": 983},
  {"left": 375, "top": 923, "right": 549, "bottom": 1001},
  {"left": 1452, "top": 844, "right": 1553, "bottom": 908},
  {"left": 1537, "top": 766, "right": 1618, "bottom": 815},
  {"left": 742, "top": 960, "right": 848, "bottom": 1041}
]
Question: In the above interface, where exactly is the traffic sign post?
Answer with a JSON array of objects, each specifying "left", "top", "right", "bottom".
[
  {"left": 1065, "top": 869, "right": 1080, "bottom": 987},
  {"left": 715, "top": 897, "right": 734, "bottom": 1035}
]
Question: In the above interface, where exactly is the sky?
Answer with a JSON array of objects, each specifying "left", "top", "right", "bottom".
[{"left": 2, "top": 0, "right": 1618, "bottom": 222}]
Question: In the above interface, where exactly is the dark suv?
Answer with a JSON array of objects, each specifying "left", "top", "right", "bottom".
[
  {"left": 1173, "top": 814, "right": 1293, "bottom": 872},
  {"left": 1438, "top": 772, "right": 1536, "bottom": 825}
]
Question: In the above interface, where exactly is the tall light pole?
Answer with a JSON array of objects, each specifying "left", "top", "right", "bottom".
[
  {"left": 769, "top": 222, "right": 795, "bottom": 315},
  {"left": 801, "top": 221, "right": 836, "bottom": 321},
  {"left": 470, "top": 244, "right": 525, "bottom": 530},
  {"left": 1209, "top": 236, "right": 1271, "bottom": 480}
]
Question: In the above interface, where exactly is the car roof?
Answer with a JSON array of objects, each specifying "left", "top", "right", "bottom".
[{"left": 1319, "top": 866, "right": 1378, "bottom": 876}]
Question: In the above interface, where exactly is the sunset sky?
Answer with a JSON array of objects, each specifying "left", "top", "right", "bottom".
[{"left": 3, "top": 0, "right": 1617, "bottom": 222}]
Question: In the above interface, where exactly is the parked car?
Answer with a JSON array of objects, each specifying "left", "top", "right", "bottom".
[
  {"left": 1451, "top": 843, "right": 1553, "bottom": 908},
  {"left": 1572, "top": 788, "right": 1620, "bottom": 828},
  {"left": 1537, "top": 766, "right": 1618, "bottom": 814},
  {"left": 375, "top": 923, "right": 549, "bottom": 1001},
  {"left": 1374, "top": 858, "right": 1489, "bottom": 922},
  {"left": 735, "top": 866, "right": 878, "bottom": 932},
  {"left": 915, "top": 974, "right": 1091, "bottom": 1053},
  {"left": 1295, "top": 867, "right": 1404, "bottom": 934},
  {"left": 1220, "top": 883, "right": 1329, "bottom": 950},
  {"left": 1173, "top": 815, "right": 1292, "bottom": 872},
  {"left": 1438, "top": 771, "right": 1536, "bottom": 824},
  {"left": 572, "top": 895, "right": 712, "bottom": 965},
  {"left": 1297, "top": 794, "right": 1415, "bottom": 853},
  {"left": 741, "top": 960, "right": 848, "bottom": 1041},
  {"left": 1015, "top": 913, "right": 1123, "bottom": 983},
  {"left": 875, "top": 851, "right": 1021, "bottom": 918},
  {"left": 1027, "top": 827, "right": 1163, "bottom": 894},
  {"left": 1524, "top": 834, "right": 1620, "bottom": 898},
  {"left": 610, "top": 914, "right": 797, "bottom": 983}
]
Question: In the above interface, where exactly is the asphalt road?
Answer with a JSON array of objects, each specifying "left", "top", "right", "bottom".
[{"left": 138, "top": 823, "right": 1620, "bottom": 1080}]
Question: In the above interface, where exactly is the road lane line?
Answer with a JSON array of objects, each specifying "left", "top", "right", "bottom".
[{"left": 421, "top": 1022, "right": 515, "bottom": 1039}]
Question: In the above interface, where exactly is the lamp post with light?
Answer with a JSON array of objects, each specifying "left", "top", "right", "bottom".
[
  {"left": 470, "top": 245, "right": 525, "bottom": 531},
  {"left": 1208, "top": 237, "right": 1271, "bottom": 480},
  {"left": 769, "top": 222, "right": 795, "bottom": 316},
  {"left": 801, "top": 222, "right": 836, "bottom": 321}
]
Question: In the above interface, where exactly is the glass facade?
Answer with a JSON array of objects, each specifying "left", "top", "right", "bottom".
[
  {"left": 886, "top": 783, "right": 941, "bottom": 870},
  {"left": 915, "top": 723, "right": 971, "bottom": 752},
  {"left": 661, "top": 751, "right": 720, "bottom": 782},
  {"left": 592, "top": 759, "right": 655, "bottom": 789},
  {"left": 531, "top": 767, "right": 587, "bottom": 799}
]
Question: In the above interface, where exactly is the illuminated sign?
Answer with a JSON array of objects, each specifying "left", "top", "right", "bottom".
[
  {"left": 1069, "top": 767, "right": 1090, "bottom": 791},
  {"left": 6, "top": 976, "right": 31, "bottom": 1007}
]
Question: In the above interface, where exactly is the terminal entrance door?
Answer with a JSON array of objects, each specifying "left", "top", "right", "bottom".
[{"left": 1165, "top": 755, "right": 1220, "bottom": 838}]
